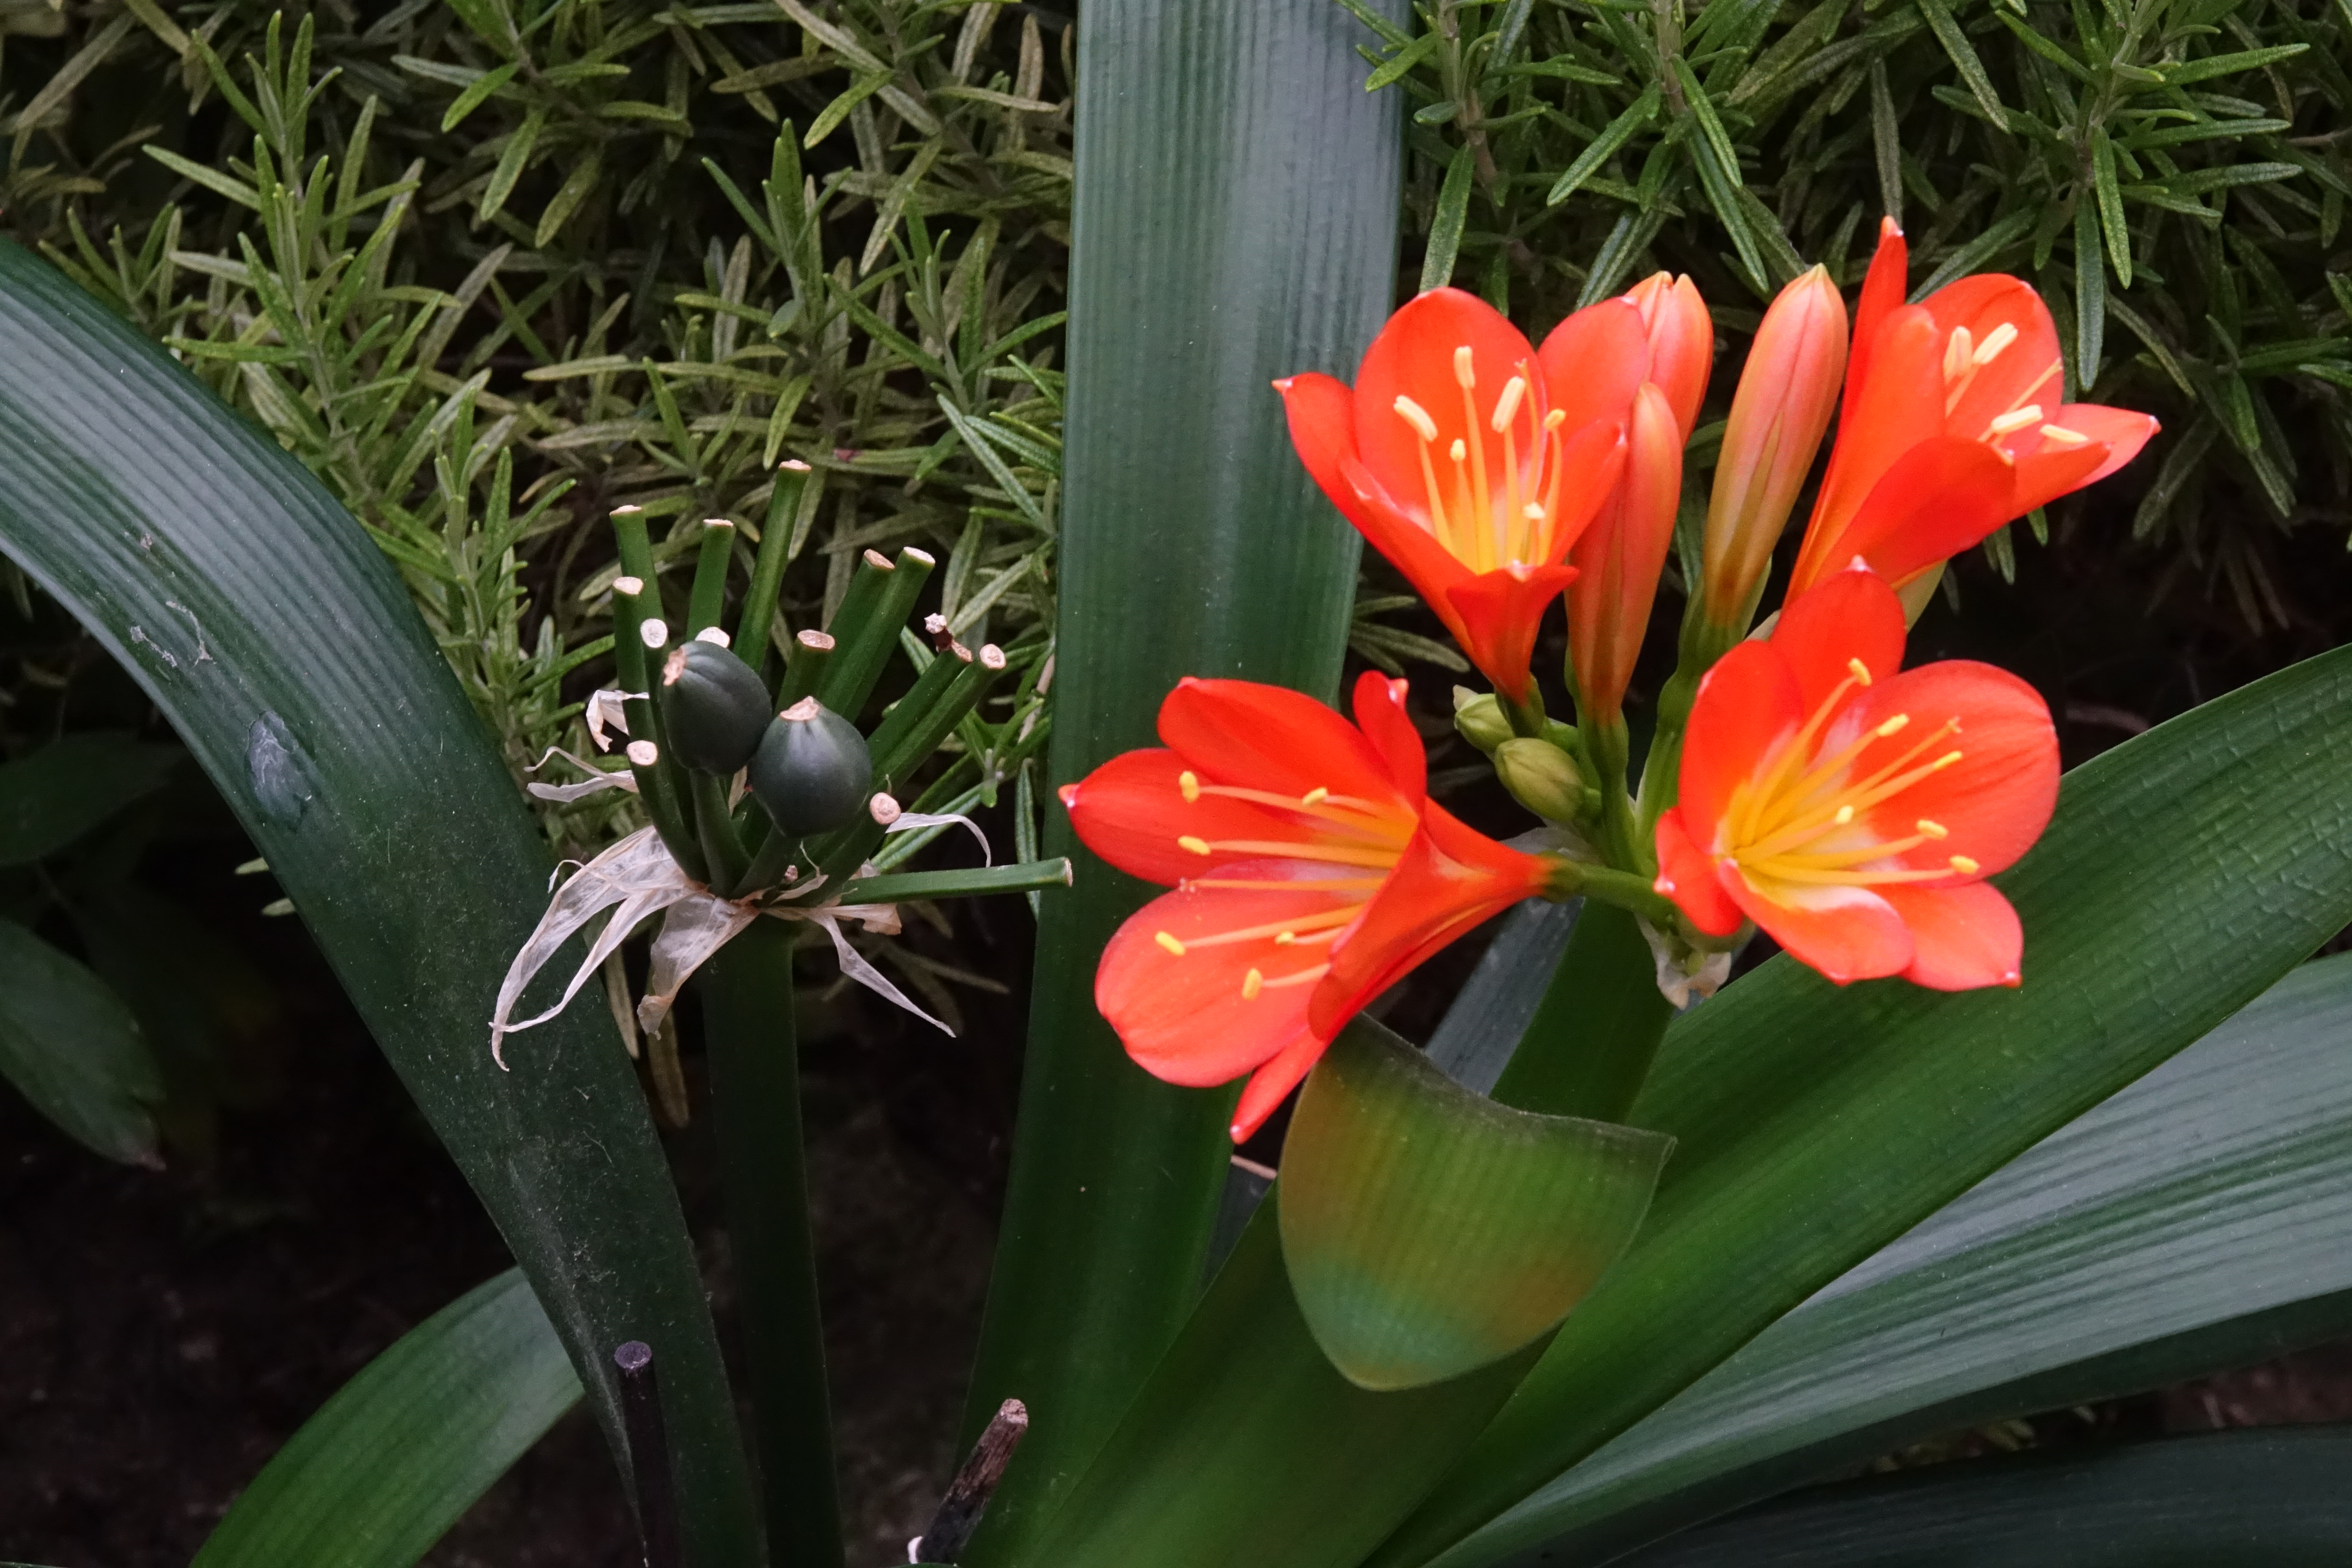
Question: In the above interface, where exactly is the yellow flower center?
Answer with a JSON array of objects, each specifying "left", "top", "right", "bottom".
[{"left": 1391, "top": 343, "right": 1571, "bottom": 573}]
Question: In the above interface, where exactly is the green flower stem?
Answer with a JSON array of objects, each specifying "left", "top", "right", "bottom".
[
  {"left": 687, "top": 518, "right": 735, "bottom": 637},
  {"left": 1490, "top": 901, "right": 1675, "bottom": 1124},
  {"left": 864, "top": 641, "right": 975, "bottom": 787},
  {"left": 871, "top": 650, "right": 1007, "bottom": 790},
  {"left": 689, "top": 769, "right": 751, "bottom": 896},
  {"left": 698, "top": 919, "right": 844, "bottom": 1568},
  {"left": 1634, "top": 613, "right": 1740, "bottom": 849},
  {"left": 777, "top": 628, "right": 835, "bottom": 708},
  {"left": 736, "top": 819, "right": 808, "bottom": 897},
  {"left": 818, "top": 545, "right": 937, "bottom": 719},
  {"left": 612, "top": 579, "right": 705, "bottom": 882},
  {"left": 838, "top": 858, "right": 1074, "bottom": 904},
  {"left": 736, "top": 461, "right": 810, "bottom": 680},
  {"left": 1502, "top": 686, "right": 1548, "bottom": 740},
  {"left": 1584, "top": 712, "right": 1645, "bottom": 872}
]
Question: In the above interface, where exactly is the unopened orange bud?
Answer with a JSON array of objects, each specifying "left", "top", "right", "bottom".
[
  {"left": 1567, "top": 382, "right": 1683, "bottom": 721},
  {"left": 1699, "top": 265, "right": 1848, "bottom": 631},
  {"left": 1624, "top": 272, "right": 1713, "bottom": 438}
]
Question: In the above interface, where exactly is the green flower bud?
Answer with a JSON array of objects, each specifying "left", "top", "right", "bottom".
[
  {"left": 1452, "top": 686, "right": 1512, "bottom": 754},
  {"left": 1495, "top": 738, "right": 1588, "bottom": 825}
]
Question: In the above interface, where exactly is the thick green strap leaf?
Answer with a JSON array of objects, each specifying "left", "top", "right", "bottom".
[
  {"left": 0, "top": 240, "right": 757, "bottom": 1565},
  {"left": 194, "top": 1269, "right": 579, "bottom": 1568},
  {"left": 1620, "top": 1427, "right": 2352, "bottom": 1566},
  {"left": 1452, "top": 949, "right": 2352, "bottom": 1565},
  {"left": 0, "top": 918, "right": 161, "bottom": 1164},
  {"left": 1282, "top": 1023, "right": 1669, "bottom": 1390},
  {"left": 1373, "top": 643, "right": 2352, "bottom": 1567},
  {"left": 962, "top": 0, "right": 1405, "bottom": 1554}
]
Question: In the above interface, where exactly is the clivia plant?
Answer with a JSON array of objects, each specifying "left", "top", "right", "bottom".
[{"left": 0, "top": 5, "right": 2350, "bottom": 1568}]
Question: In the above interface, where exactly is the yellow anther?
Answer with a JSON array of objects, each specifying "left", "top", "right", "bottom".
[
  {"left": 1179, "top": 770, "right": 1200, "bottom": 802},
  {"left": 1847, "top": 657, "right": 1873, "bottom": 687},
  {"left": 1489, "top": 376, "right": 1527, "bottom": 432},
  {"left": 1972, "top": 322, "right": 2018, "bottom": 365},
  {"left": 1942, "top": 325, "right": 1975, "bottom": 381},
  {"left": 1393, "top": 395, "right": 1439, "bottom": 443},
  {"left": 1917, "top": 818, "right": 1949, "bottom": 839},
  {"left": 1876, "top": 714, "right": 1911, "bottom": 738},
  {"left": 1523, "top": 502, "right": 1547, "bottom": 522},
  {"left": 1949, "top": 854, "right": 1981, "bottom": 875},
  {"left": 2039, "top": 423, "right": 2090, "bottom": 447},
  {"left": 1155, "top": 931, "right": 1187, "bottom": 956},
  {"left": 1987, "top": 405, "right": 2044, "bottom": 438},
  {"left": 1178, "top": 835, "right": 1213, "bottom": 855},
  {"left": 1302, "top": 787, "right": 1329, "bottom": 807},
  {"left": 1453, "top": 344, "right": 1476, "bottom": 388},
  {"left": 1834, "top": 805, "right": 1855, "bottom": 825},
  {"left": 1242, "top": 968, "right": 1264, "bottom": 1000},
  {"left": 1543, "top": 408, "right": 1566, "bottom": 430},
  {"left": 1449, "top": 437, "right": 1468, "bottom": 463},
  {"left": 1275, "top": 931, "right": 1297, "bottom": 946},
  {"left": 1934, "top": 750, "right": 1964, "bottom": 769}
]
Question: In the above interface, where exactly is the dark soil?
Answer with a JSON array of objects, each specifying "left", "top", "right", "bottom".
[{"left": 5, "top": 511, "right": 2352, "bottom": 1567}]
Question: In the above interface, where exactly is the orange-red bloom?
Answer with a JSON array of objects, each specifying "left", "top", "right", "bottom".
[
  {"left": 1063, "top": 672, "right": 1552, "bottom": 1140},
  {"left": 1652, "top": 569, "right": 2059, "bottom": 989},
  {"left": 1565, "top": 275, "right": 1712, "bottom": 720},
  {"left": 1277, "top": 287, "right": 1656, "bottom": 705},
  {"left": 1788, "top": 219, "right": 2158, "bottom": 599}
]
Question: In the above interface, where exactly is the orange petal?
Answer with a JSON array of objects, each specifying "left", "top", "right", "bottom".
[
  {"left": 1276, "top": 371, "right": 1370, "bottom": 527},
  {"left": 1536, "top": 296, "right": 1652, "bottom": 435},
  {"left": 1445, "top": 563, "right": 1576, "bottom": 707},
  {"left": 1769, "top": 568, "right": 1908, "bottom": 717},
  {"left": 1801, "top": 305, "right": 1947, "bottom": 585},
  {"left": 2004, "top": 420, "right": 2130, "bottom": 514},
  {"left": 1097, "top": 867, "right": 1362, "bottom": 1089},
  {"left": 1063, "top": 747, "right": 1353, "bottom": 886},
  {"left": 1654, "top": 807, "right": 1743, "bottom": 937},
  {"left": 1232, "top": 1029, "right": 1329, "bottom": 1142},
  {"left": 1850, "top": 660, "right": 2058, "bottom": 878},
  {"left": 1353, "top": 288, "right": 1542, "bottom": 540},
  {"left": 1626, "top": 272, "right": 1714, "bottom": 437},
  {"left": 1566, "top": 382, "right": 1683, "bottom": 717},
  {"left": 1159, "top": 677, "right": 1411, "bottom": 821},
  {"left": 1332, "top": 445, "right": 1483, "bottom": 652},
  {"left": 1307, "top": 805, "right": 1549, "bottom": 1039},
  {"left": 1678, "top": 639, "right": 1803, "bottom": 839},
  {"left": 1842, "top": 217, "right": 1908, "bottom": 433},
  {"left": 1882, "top": 880, "right": 2024, "bottom": 990},
  {"left": 1350, "top": 670, "right": 1427, "bottom": 805},
  {"left": 1722, "top": 872, "right": 1911, "bottom": 986},
  {"left": 1922, "top": 275, "right": 2063, "bottom": 441},
  {"left": 2044, "top": 403, "right": 2159, "bottom": 486},
  {"left": 1813, "top": 436, "right": 2015, "bottom": 591}
]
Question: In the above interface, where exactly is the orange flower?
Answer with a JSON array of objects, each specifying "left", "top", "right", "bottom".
[
  {"left": 1788, "top": 219, "right": 2158, "bottom": 599},
  {"left": 1062, "top": 672, "right": 1553, "bottom": 1140},
  {"left": 1565, "top": 274, "right": 1712, "bottom": 720},
  {"left": 1277, "top": 286, "right": 1662, "bottom": 707},
  {"left": 1652, "top": 568, "right": 2059, "bottom": 989}
]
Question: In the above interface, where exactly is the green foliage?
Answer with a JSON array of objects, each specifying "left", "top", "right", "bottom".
[
  {"left": 1357, "top": 0, "right": 2352, "bottom": 625},
  {"left": 1, "top": 0, "right": 1075, "bottom": 858}
]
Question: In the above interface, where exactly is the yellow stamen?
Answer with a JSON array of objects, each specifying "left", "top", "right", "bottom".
[
  {"left": 1450, "top": 438, "right": 1468, "bottom": 462},
  {"left": 1986, "top": 405, "right": 2043, "bottom": 438},
  {"left": 1302, "top": 786, "right": 1329, "bottom": 807},
  {"left": 1453, "top": 346, "right": 1476, "bottom": 388},
  {"left": 1179, "top": 770, "right": 1200, "bottom": 802},
  {"left": 1155, "top": 931, "right": 1186, "bottom": 955},
  {"left": 1178, "top": 835, "right": 1212, "bottom": 855},
  {"left": 1972, "top": 322, "right": 2019, "bottom": 365},
  {"left": 1917, "top": 818, "right": 1948, "bottom": 839},
  {"left": 1489, "top": 376, "right": 1527, "bottom": 433},
  {"left": 1876, "top": 714, "right": 1911, "bottom": 738},
  {"left": 1242, "top": 968, "right": 1263, "bottom": 999},
  {"left": 1950, "top": 854, "right": 1981, "bottom": 875},
  {"left": 1393, "top": 395, "right": 1439, "bottom": 442},
  {"left": 1847, "top": 657, "right": 1873, "bottom": 686},
  {"left": 1275, "top": 931, "right": 1297, "bottom": 945},
  {"left": 1834, "top": 805, "right": 1855, "bottom": 825},
  {"left": 1942, "top": 325, "right": 1975, "bottom": 383},
  {"left": 2039, "top": 423, "right": 2090, "bottom": 447}
]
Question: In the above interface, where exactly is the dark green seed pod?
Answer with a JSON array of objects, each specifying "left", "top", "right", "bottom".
[
  {"left": 749, "top": 697, "right": 873, "bottom": 835},
  {"left": 658, "top": 638, "right": 771, "bottom": 774}
]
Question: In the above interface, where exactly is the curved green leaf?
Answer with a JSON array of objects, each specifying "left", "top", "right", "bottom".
[
  {"left": 0, "top": 917, "right": 162, "bottom": 1165},
  {"left": 1373, "top": 643, "right": 2352, "bottom": 1567},
  {"left": 194, "top": 1268, "right": 579, "bottom": 1568},
  {"left": 1456, "top": 949, "right": 2352, "bottom": 1565},
  {"left": 1621, "top": 1427, "right": 2352, "bottom": 1567},
  {"left": 963, "top": 0, "right": 1406, "bottom": 1554},
  {"left": 0, "top": 239, "right": 756, "bottom": 1565},
  {"left": 1282, "top": 1023, "right": 1670, "bottom": 1390}
]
